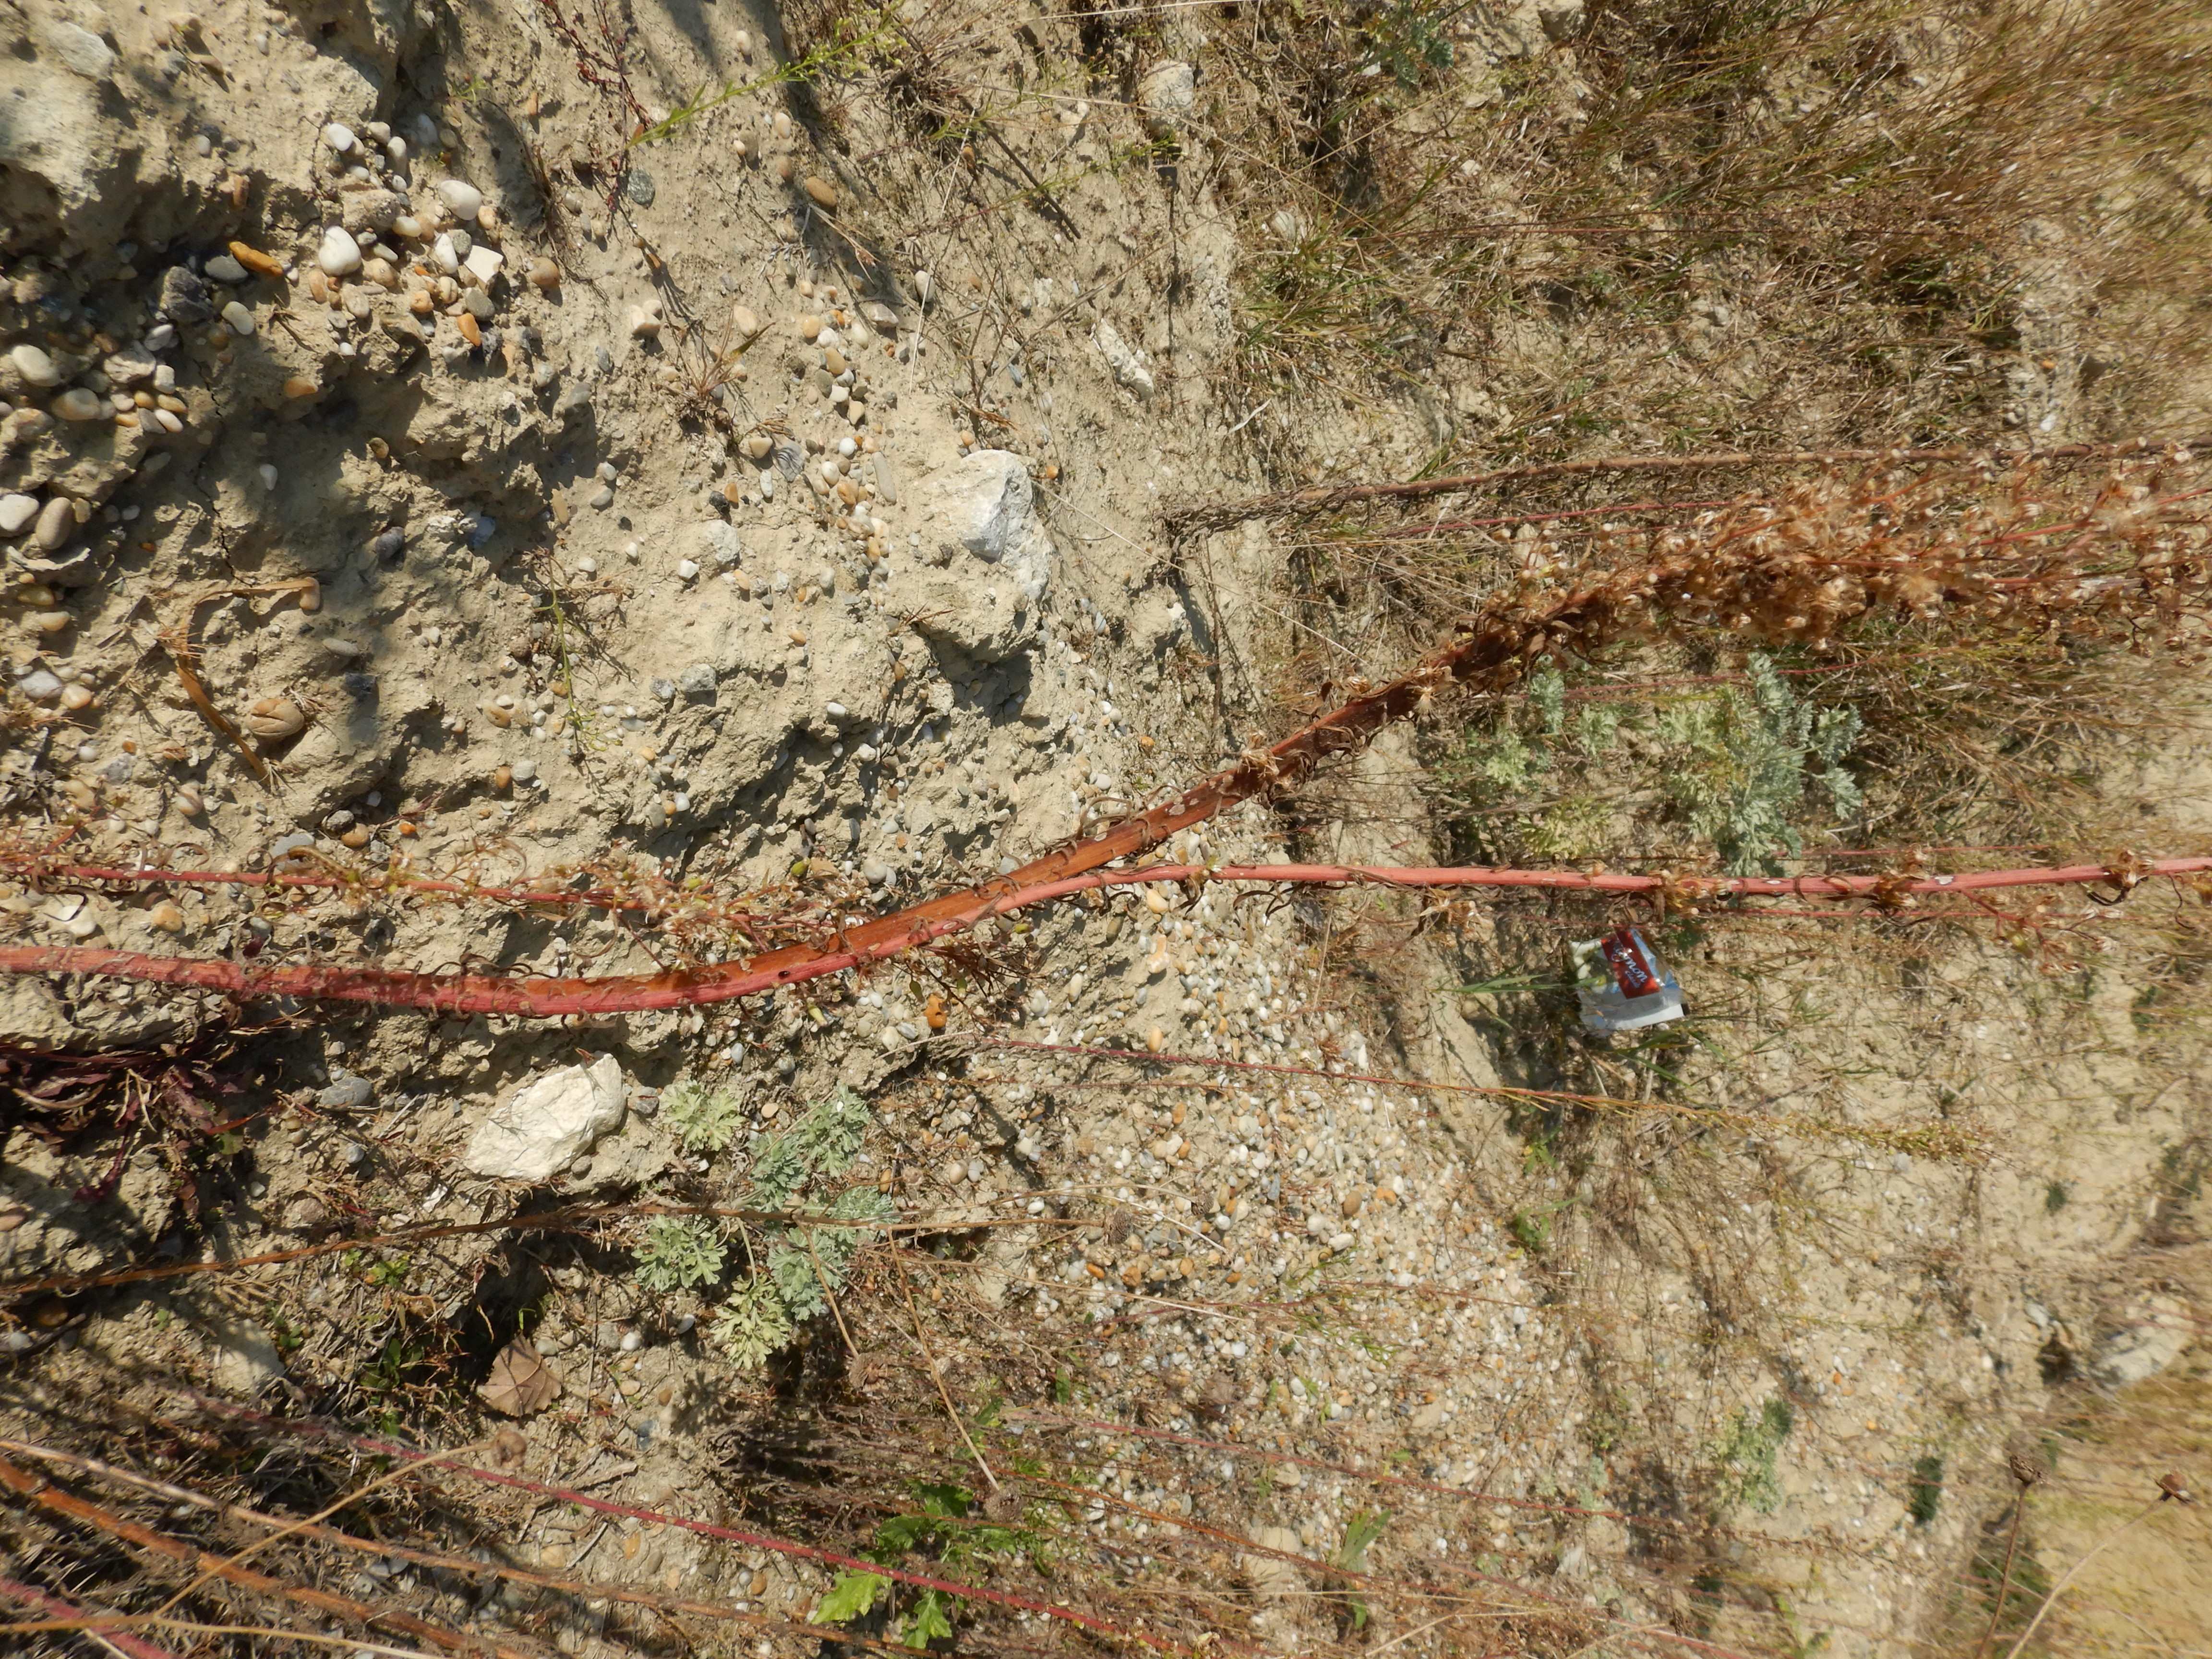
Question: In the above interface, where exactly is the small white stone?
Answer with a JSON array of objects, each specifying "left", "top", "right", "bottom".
[
  {"left": 317, "top": 227, "right": 363, "bottom": 276},
  {"left": 464, "top": 244, "right": 505, "bottom": 287},
  {"left": 221, "top": 301, "right": 256, "bottom": 337},
  {"left": 437, "top": 178, "right": 484, "bottom": 219},
  {"left": 386, "top": 136, "right": 409, "bottom": 167},
  {"left": 52, "top": 388, "right": 103, "bottom": 422},
  {"left": 323, "top": 121, "right": 357, "bottom": 155},
  {"left": 257, "top": 463, "right": 279, "bottom": 490},
  {"left": 50, "top": 21, "right": 116, "bottom": 80},
  {"left": 0, "top": 493, "right": 37, "bottom": 535},
  {"left": 461, "top": 1056, "right": 627, "bottom": 1182},
  {"left": 432, "top": 233, "right": 461, "bottom": 275},
  {"left": 826, "top": 700, "right": 848, "bottom": 718},
  {"left": 9, "top": 344, "right": 60, "bottom": 388},
  {"left": 676, "top": 559, "right": 700, "bottom": 581}
]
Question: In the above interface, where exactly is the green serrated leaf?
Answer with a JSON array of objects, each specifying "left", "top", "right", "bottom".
[
  {"left": 902, "top": 1588, "right": 955, "bottom": 1647},
  {"left": 816, "top": 1570, "right": 887, "bottom": 1624}
]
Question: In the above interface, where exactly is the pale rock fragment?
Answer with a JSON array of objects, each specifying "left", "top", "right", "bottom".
[{"left": 462, "top": 1055, "right": 628, "bottom": 1181}]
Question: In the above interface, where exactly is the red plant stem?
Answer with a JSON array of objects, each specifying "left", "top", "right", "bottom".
[
  {"left": 176, "top": 1398, "right": 1191, "bottom": 1656},
  {"left": 0, "top": 1455, "right": 524, "bottom": 1659},
  {"left": 0, "top": 1577, "right": 184, "bottom": 1659},
  {"left": 0, "top": 857, "right": 2197, "bottom": 1018}
]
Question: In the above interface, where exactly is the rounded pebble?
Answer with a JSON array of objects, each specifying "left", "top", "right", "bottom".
[
  {"left": 0, "top": 494, "right": 36, "bottom": 535},
  {"left": 34, "top": 496, "right": 75, "bottom": 551},
  {"left": 323, "top": 122, "right": 357, "bottom": 155},
  {"left": 15, "top": 669, "right": 62, "bottom": 702},
  {"left": 9, "top": 344, "right": 60, "bottom": 388},
  {"left": 317, "top": 227, "right": 363, "bottom": 276},
  {"left": 803, "top": 175, "right": 839, "bottom": 209},
  {"left": 242, "top": 696, "right": 306, "bottom": 739},
  {"left": 436, "top": 178, "right": 484, "bottom": 219},
  {"left": 52, "top": 388, "right": 103, "bottom": 422},
  {"left": 221, "top": 300, "right": 255, "bottom": 336},
  {"left": 528, "top": 256, "right": 559, "bottom": 289}
]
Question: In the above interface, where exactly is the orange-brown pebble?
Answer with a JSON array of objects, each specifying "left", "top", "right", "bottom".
[{"left": 229, "top": 241, "right": 287, "bottom": 280}]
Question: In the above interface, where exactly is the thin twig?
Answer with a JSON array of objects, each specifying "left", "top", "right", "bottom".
[
  {"left": 894, "top": 1254, "right": 1000, "bottom": 1493},
  {"left": 1999, "top": 1498, "right": 2165, "bottom": 1659},
  {"left": 1163, "top": 435, "right": 2203, "bottom": 534}
]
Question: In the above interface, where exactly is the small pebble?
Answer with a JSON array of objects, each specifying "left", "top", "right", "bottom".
[
  {"left": 9, "top": 344, "right": 60, "bottom": 387},
  {"left": 148, "top": 900, "right": 185, "bottom": 933},
  {"left": 34, "top": 497, "right": 75, "bottom": 551},
  {"left": 16, "top": 669, "right": 63, "bottom": 702},
  {"left": 528, "top": 256, "right": 559, "bottom": 290},
  {"left": 317, "top": 226, "right": 364, "bottom": 276},
  {"left": 203, "top": 253, "right": 248, "bottom": 283},
  {"left": 803, "top": 175, "right": 839, "bottom": 209},
  {"left": 52, "top": 388, "right": 103, "bottom": 422},
  {"left": 323, "top": 122, "right": 357, "bottom": 155},
  {"left": 243, "top": 696, "right": 305, "bottom": 739},
  {"left": 436, "top": 178, "right": 484, "bottom": 219},
  {"left": 0, "top": 494, "right": 37, "bottom": 534},
  {"left": 220, "top": 300, "right": 255, "bottom": 336}
]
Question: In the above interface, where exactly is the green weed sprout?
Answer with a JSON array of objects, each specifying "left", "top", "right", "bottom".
[
  {"left": 710, "top": 1276, "right": 795, "bottom": 1371},
  {"left": 633, "top": 1216, "right": 726, "bottom": 1292},
  {"left": 660, "top": 1076, "right": 748, "bottom": 1154}
]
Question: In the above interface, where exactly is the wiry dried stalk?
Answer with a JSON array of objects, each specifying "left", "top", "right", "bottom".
[
  {"left": 0, "top": 854, "right": 2200, "bottom": 1020},
  {"left": 0, "top": 1439, "right": 935, "bottom": 1659},
  {"left": 0, "top": 1455, "right": 533, "bottom": 1659},
  {"left": 0, "top": 1575, "right": 185, "bottom": 1659},
  {"left": 4, "top": 456, "right": 2203, "bottom": 1015},
  {"left": 1164, "top": 438, "right": 2202, "bottom": 534}
]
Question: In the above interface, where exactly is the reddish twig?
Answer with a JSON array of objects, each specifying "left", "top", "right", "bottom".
[
  {"left": 0, "top": 1576, "right": 185, "bottom": 1659},
  {"left": 176, "top": 1399, "right": 1198, "bottom": 1656},
  {"left": 0, "top": 856, "right": 2199, "bottom": 1018},
  {"left": 0, "top": 1439, "right": 930, "bottom": 1659},
  {"left": 0, "top": 1455, "right": 533, "bottom": 1659}
]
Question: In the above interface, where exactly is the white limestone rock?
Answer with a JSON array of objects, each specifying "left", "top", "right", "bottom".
[{"left": 462, "top": 1055, "right": 627, "bottom": 1181}]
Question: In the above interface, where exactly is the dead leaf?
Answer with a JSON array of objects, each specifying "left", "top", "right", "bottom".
[{"left": 478, "top": 1339, "right": 562, "bottom": 1417}]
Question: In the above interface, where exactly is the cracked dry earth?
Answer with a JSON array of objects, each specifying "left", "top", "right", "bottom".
[{"left": 0, "top": 3, "right": 2207, "bottom": 1659}]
